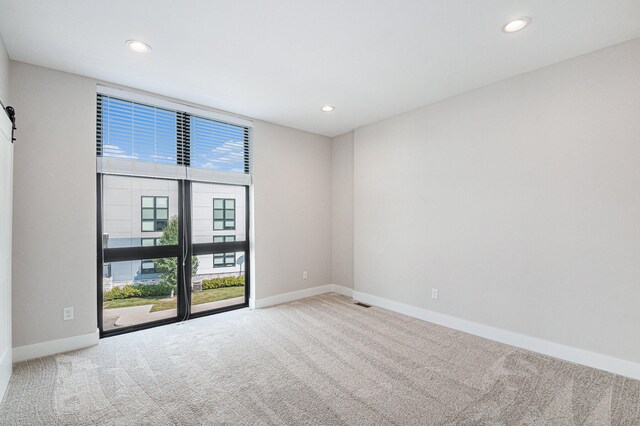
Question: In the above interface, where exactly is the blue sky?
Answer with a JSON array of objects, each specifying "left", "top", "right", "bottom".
[{"left": 101, "top": 96, "right": 246, "bottom": 173}]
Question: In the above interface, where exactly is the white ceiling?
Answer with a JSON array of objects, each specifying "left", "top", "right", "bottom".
[{"left": 1, "top": 1, "right": 640, "bottom": 137}]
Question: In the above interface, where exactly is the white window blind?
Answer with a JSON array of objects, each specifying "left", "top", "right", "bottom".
[{"left": 96, "top": 87, "right": 252, "bottom": 185}]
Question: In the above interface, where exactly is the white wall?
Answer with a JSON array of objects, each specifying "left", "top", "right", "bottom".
[
  {"left": 10, "top": 62, "right": 98, "bottom": 348},
  {"left": 331, "top": 132, "right": 354, "bottom": 288},
  {"left": 9, "top": 61, "right": 333, "bottom": 348},
  {"left": 354, "top": 38, "right": 640, "bottom": 364},
  {"left": 0, "top": 34, "right": 8, "bottom": 103},
  {"left": 0, "top": 34, "right": 12, "bottom": 401},
  {"left": 252, "top": 120, "right": 332, "bottom": 299}
]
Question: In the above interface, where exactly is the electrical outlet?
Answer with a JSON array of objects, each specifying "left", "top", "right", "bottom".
[
  {"left": 303, "top": 271, "right": 309, "bottom": 280},
  {"left": 63, "top": 307, "right": 74, "bottom": 321},
  {"left": 431, "top": 288, "right": 439, "bottom": 300}
]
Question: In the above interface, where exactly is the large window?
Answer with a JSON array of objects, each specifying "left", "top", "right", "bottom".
[
  {"left": 97, "top": 96, "right": 177, "bottom": 165},
  {"left": 142, "top": 196, "right": 169, "bottom": 232},
  {"left": 190, "top": 182, "right": 247, "bottom": 314},
  {"left": 97, "top": 88, "right": 252, "bottom": 337},
  {"left": 96, "top": 88, "right": 252, "bottom": 179},
  {"left": 214, "top": 198, "right": 235, "bottom": 230},
  {"left": 101, "top": 176, "right": 180, "bottom": 332}
]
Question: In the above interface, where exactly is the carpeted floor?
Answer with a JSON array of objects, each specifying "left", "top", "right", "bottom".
[{"left": 1, "top": 293, "right": 639, "bottom": 425}]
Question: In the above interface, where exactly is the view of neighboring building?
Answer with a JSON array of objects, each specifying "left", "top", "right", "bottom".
[
  {"left": 102, "top": 176, "right": 246, "bottom": 288},
  {"left": 95, "top": 93, "right": 252, "bottom": 332}
]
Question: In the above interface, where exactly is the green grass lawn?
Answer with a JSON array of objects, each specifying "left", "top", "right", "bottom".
[{"left": 103, "top": 286, "right": 244, "bottom": 312}]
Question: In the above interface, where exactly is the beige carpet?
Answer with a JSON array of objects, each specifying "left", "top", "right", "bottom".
[{"left": 0, "top": 293, "right": 638, "bottom": 425}]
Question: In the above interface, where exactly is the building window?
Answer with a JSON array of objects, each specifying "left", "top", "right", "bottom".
[
  {"left": 213, "top": 235, "right": 236, "bottom": 267},
  {"left": 213, "top": 198, "right": 235, "bottom": 230},
  {"left": 142, "top": 196, "right": 169, "bottom": 232},
  {"left": 140, "top": 238, "right": 160, "bottom": 274},
  {"left": 141, "top": 237, "right": 160, "bottom": 246},
  {"left": 140, "top": 260, "right": 157, "bottom": 275}
]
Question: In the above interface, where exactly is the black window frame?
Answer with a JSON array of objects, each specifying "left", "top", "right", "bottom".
[
  {"left": 97, "top": 93, "right": 252, "bottom": 339},
  {"left": 213, "top": 198, "right": 235, "bottom": 230},
  {"left": 141, "top": 196, "right": 169, "bottom": 232},
  {"left": 98, "top": 177, "right": 251, "bottom": 339}
]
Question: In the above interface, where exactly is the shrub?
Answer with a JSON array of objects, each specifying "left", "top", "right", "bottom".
[
  {"left": 103, "top": 277, "right": 243, "bottom": 301},
  {"left": 202, "top": 276, "right": 244, "bottom": 290},
  {"left": 103, "top": 283, "right": 175, "bottom": 301},
  {"left": 137, "top": 283, "right": 176, "bottom": 297}
]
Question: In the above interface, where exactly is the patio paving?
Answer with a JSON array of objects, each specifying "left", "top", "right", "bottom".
[
  {"left": 103, "top": 305, "right": 177, "bottom": 329},
  {"left": 191, "top": 296, "right": 244, "bottom": 313},
  {"left": 102, "top": 296, "right": 244, "bottom": 330}
]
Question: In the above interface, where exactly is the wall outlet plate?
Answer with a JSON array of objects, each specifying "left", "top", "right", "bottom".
[
  {"left": 431, "top": 288, "right": 439, "bottom": 300},
  {"left": 303, "top": 271, "right": 309, "bottom": 280},
  {"left": 63, "top": 307, "right": 74, "bottom": 321}
]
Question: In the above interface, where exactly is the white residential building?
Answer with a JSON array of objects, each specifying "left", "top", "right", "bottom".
[{"left": 102, "top": 175, "right": 246, "bottom": 288}]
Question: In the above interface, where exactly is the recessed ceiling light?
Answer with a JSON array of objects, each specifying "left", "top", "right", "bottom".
[
  {"left": 321, "top": 105, "right": 335, "bottom": 112},
  {"left": 503, "top": 17, "right": 531, "bottom": 33},
  {"left": 126, "top": 40, "right": 151, "bottom": 53}
]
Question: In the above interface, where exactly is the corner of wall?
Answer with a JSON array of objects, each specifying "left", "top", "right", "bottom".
[
  {"left": 12, "top": 328, "right": 99, "bottom": 363},
  {"left": 0, "top": 33, "right": 9, "bottom": 104},
  {"left": 330, "top": 131, "right": 355, "bottom": 289},
  {"left": 251, "top": 120, "right": 333, "bottom": 299}
]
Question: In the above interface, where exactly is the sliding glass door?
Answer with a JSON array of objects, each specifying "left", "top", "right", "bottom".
[
  {"left": 98, "top": 176, "right": 250, "bottom": 336},
  {"left": 99, "top": 175, "right": 184, "bottom": 334},
  {"left": 95, "top": 87, "right": 252, "bottom": 337},
  {"left": 190, "top": 182, "right": 249, "bottom": 314}
]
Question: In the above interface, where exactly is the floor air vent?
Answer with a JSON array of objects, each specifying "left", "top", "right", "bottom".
[{"left": 354, "top": 302, "right": 371, "bottom": 308}]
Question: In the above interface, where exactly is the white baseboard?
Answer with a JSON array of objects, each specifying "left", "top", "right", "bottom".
[
  {"left": 251, "top": 284, "right": 354, "bottom": 309},
  {"left": 330, "top": 284, "right": 354, "bottom": 297},
  {"left": 0, "top": 348, "right": 11, "bottom": 403},
  {"left": 12, "top": 328, "right": 100, "bottom": 363},
  {"left": 353, "top": 290, "right": 640, "bottom": 381}
]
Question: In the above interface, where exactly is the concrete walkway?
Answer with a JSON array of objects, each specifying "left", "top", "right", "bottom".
[
  {"left": 103, "top": 296, "right": 244, "bottom": 330},
  {"left": 191, "top": 296, "right": 244, "bottom": 313},
  {"left": 103, "top": 305, "right": 177, "bottom": 329}
]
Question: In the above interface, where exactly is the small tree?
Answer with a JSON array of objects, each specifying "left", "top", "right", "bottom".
[{"left": 154, "top": 215, "right": 199, "bottom": 288}]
